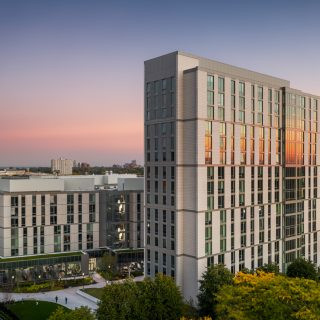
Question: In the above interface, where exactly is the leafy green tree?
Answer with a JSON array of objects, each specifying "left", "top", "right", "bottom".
[
  {"left": 97, "top": 279, "right": 142, "bottom": 320},
  {"left": 181, "top": 299, "right": 198, "bottom": 319},
  {"left": 257, "top": 263, "right": 280, "bottom": 274},
  {"left": 97, "top": 274, "right": 184, "bottom": 320},
  {"left": 48, "top": 307, "right": 66, "bottom": 320},
  {"left": 197, "top": 264, "right": 233, "bottom": 318},
  {"left": 49, "top": 306, "right": 95, "bottom": 320},
  {"left": 286, "top": 258, "right": 318, "bottom": 280},
  {"left": 98, "top": 253, "right": 117, "bottom": 279},
  {"left": 216, "top": 271, "right": 320, "bottom": 320},
  {"left": 68, "top": 306, "right": 95, "bottom": 320},
  {"left": 240, "top": 267, "right": 253, "bottom": 274},
  {"left": 180, "top": 317, "right": 212, "bottom": 320},
  {"left": 141, "top": 274, "right": 184, "bottom": 320}
]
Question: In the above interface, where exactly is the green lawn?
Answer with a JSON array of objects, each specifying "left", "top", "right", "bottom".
[
  {"left": 83, "top": 287, "right": 104, "bottom": 300},
  {"left": 6, "top": 300, "right": 69, "bottom": 320}
]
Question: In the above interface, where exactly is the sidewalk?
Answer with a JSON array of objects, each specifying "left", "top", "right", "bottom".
[
  {"left": 0, "top": 273, "right": 107, "bottom": 310},
  {"left": 0, "top": 273, "right": 144, "bottom": 310}
]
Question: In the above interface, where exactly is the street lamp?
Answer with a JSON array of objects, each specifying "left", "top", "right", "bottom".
[
  {"left": 11, "top": 275, "right": 15, "bottom": 291},
  {"left": 82, "top": 272, "right": 85, "bottom": 289},
  {"left": 108, "top": 265, "right": 111, "bottom": 281}
]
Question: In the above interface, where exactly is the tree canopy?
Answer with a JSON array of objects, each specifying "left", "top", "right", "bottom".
[
  {"left": 97, "top": 252, "right": 118, "bottom": 280},
  {"left": 49, "top": 306, "right": 95, "bottom": 320},
  {"left": 286, "top": 258, "right": 318, "bottom": 280},
  {"left": 216, "top": 271, "right": 320, "bottom": 320},
  {"left": 197, "top": 264, "right": 233, "bottom": 318},
  {"left": 97, "top": 274, "right": 184, "bottom": 320},
  {"left": 257, "top": 262, "right": 280, "bottom": 274}
]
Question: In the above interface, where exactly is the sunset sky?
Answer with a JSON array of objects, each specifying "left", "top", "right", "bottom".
[{"left": 1, "top": 0, "right": 320, "bottom": 166}]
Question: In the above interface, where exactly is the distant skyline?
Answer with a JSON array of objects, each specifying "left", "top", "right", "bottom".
[{"left": 1, "top": 0, "right": 320, "bottom": 166}]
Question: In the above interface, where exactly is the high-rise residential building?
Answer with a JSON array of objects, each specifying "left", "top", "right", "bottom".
[
  {"left": 144, "top": 51, "right": 320, "bottom": 301},
  {"left": 51, "top": 158, "right": 74, "bottom": 175}
]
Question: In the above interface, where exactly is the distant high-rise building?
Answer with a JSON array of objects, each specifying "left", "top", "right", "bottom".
[
  {"left": 144, "top": 51, "right": 320, "bottom": 301},
  {"left": 51, "top": 158, "right": 73, "bottom": 175}
]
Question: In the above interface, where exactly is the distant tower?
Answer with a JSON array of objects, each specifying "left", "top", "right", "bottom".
[{"left": 51, "top": 158, "right": 73, "bottom": 175}]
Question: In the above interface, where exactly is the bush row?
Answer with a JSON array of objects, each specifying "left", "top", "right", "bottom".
[{"left": 13, "top": 277, "right": 93, "bottom": 293}]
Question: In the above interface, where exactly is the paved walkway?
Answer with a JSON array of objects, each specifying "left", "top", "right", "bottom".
[
  {"left": 0, "top": 273, "right": 107, "bottom": 310},
  {"left": 0, "top": 274, "right": 144, "bottom": 311}
]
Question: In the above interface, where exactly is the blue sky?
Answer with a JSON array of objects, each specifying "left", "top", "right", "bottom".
[{"left": 1, "top": 0, "right": 320, "bottom": 166}]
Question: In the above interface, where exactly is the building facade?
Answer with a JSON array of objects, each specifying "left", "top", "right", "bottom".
[
  {"left": 144, "top": 51, "right": 320, "bottom": 301},
  {"left": 99, "top": 177, "right": 144, "bottom": 267},
  {"left": 99, "top": 178, "right": 143, "bottom": 250},
  {"left": 0, "top": 177, "right": 99, "bottom": 283},
  {"left": 51, "top": 158, "right": 74, "bottom": 175},
  {"left": 0, "top": 173, "right": 145, "bottom": 283}
]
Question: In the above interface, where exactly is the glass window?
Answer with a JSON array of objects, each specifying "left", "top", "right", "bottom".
[
  {"left": 251, "top": 84, "right": 255, "bottom": 98},
  {"left": 207, "top": 75, "right": 214, "bottom": 91},
  {"left": 207, "top": 91, "right": 214, "bottom": 105},
  {"left": 218, "top": 77, "right": 225, "bottom": 92},
  {"left": 218, "top": 93, "right": 225, "bottom": 106},
  {"left": 162, "top": 79, "right": 166, "bottom": 90},
  {"left": 231, "top": 80, "right": 236, "bottom": 95},
  {"left": 239, "top": 82, "right": 245, "bottom": 96}
]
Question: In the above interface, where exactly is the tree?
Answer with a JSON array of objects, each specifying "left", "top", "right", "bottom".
[
  {"left": 97, "top": 279, "right": 141, "bottom": 320},
  {"left": 98, "top": 252, "right": 117, "bottom": 279},
  {"left": 49, "top": 306, "right": 95, "bottom": 320},
  {"left": 68, "top": 306, "right": 95, "bottom": 320},
  {"left": 286, "top": 258, "right": 318, "bottom": 280},
  {"left": 216, "top": 271, "right": 320, "bottom": 320},
  {"left": 97, "top": 274, "right": 184, "bottom": 320},
  {"left": 141, "top": 274, "right": 184, "bottom": 320},
  {"left": 180, "top": 318, "right": 212, "bottom": 320},
  {"left": 197, "top": 264, "right": 233, "bottom": 318},
  {"left": 181, "top": 299, "right": 198, "bottom": 319},
  {"left": 257, "top": 263, "right": 280, "bottom": 274},
  {"left": 48, "top": 307, "right": 66, "bottom": 320},
  {"left": 239, "top": 267, "right": 253, "bottom": 274}
]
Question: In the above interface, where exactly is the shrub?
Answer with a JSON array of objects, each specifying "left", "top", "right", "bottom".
[
  {"left": 49, "top": 306, "right": 95, "bottom": 320},
  {"left": 257, "top": 263, "right": 280, "bottom": 274},
  {"left": 13, "top": 277, "right": 94, "bottom": 293},
  {"left": 286, "top": 258, "right": 318, "bottom": 280}
]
